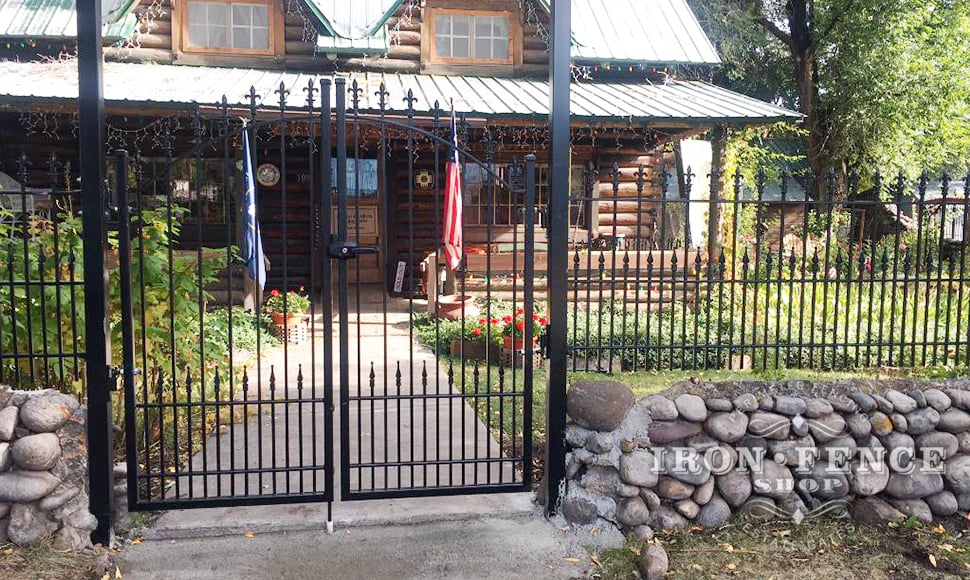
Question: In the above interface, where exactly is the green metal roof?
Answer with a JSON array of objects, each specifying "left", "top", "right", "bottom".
[
  {"left": 0, "top": 0, "right": 138, "bottom": 40},
  {"left": 0, "top": 60, "right": 802, "bottom": 125}
]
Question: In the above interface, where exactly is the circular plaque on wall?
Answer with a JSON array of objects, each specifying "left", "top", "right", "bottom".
[{"left": 256, "top": 163, "right": 281, "bottom": 186}]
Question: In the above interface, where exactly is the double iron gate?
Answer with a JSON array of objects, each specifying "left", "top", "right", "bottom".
[{"left": 116, "top": 78, "right": 538, "bottom": 511}]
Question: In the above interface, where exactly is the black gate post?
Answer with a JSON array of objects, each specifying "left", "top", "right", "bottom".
[
  {"left": 77, "top": 0, "right": 114, "bottom": 543},
  {"left": 544, "top": 0, "right": 571, "bottom": 515}
]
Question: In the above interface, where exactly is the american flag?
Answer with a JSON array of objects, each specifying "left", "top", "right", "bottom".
[{"left": 442, "top": 108, "right": 463, "bottom": 270}]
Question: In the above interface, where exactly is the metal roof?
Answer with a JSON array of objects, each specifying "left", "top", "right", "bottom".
[
  {"left": 0, "top": 0, "right": 138, "bottom": 40},
  {"left": 0, "top": 60, "right": 801, "bottom": 124},
  {"left": 535, "top": 0, "right": 720, "bottom": 64}
]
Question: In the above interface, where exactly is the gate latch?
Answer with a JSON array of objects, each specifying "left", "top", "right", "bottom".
[{"left": 328, "top": 241, "right": 378, "bottom": 260}]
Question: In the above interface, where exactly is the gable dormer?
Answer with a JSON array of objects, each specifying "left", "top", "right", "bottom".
[{"left": 419, "top": 1, "right": 525, "bottom": 73}]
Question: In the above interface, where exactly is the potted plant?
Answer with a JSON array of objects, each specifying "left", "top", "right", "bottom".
[
  {"left": 501, "top": 309, "right": 547, "bottom": 352},
  {"left": 448, "top": 316, "right": 503, "bottom": 361},
  {"left": 263, "top": 287, "right": 310, "bottom": 327}
]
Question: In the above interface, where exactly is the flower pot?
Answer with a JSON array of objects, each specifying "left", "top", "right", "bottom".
[
  {"left": 436, "top": 294, "right": 479, "bottom": 320},
  {"left": 450, "top": 339, "right": 502, "bottom": 364},
  {"left": 502, "top": 335, "right": 538, "bottom": 352},
  {"left": 271, "top": 311, "right": 305, "bottom": 327}
]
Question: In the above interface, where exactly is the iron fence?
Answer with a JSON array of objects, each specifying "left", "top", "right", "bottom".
[
  {"left": 568, "top": 167, "right": 970, "bottom": 373},
  {"left": 0, "top": 155, "right": 85, "bottom": 394}
]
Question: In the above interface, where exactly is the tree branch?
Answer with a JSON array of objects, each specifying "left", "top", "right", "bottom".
[{"left": 754, "top": 16, "right": 796, "bottom": 50}]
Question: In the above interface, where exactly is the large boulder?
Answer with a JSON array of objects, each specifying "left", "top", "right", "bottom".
[
  {"left": 0, "top": 471, "right": 61, "bottom": 502},
  {"left": 851, "top": 497, "right": 905, "bottom": 526},
  {"left": 0, "top": 406, "right": 17, "bottom": 441},
  {"left": 704, "top": 411, "right": 749, "bottom": 443},
  {"left": 566, "top": 381, "right": 635, "bottom": 431},
  {"left": 748, "top": 412, "right": 791, "bottom": 439},
  {"left": 799, "top": 460, "right": 849, "bottom": 500},
  {"left": 885, "top": 390, "right": 918, "bottom": 414},
  {"left": 943, "top": 455, "right": 970, "bottom": 494},
  {"left": 616, "top": 496, "right": 650, "bottom": 527},
  {"left": 750, "top": 459, "right": 794, "bottom": 499},
  {"left": 695, "top": 495, "right": 731, "bottom": 528},
  {"left": 7, "top": 503, "right": 57, "bottom": 546},
  {"left": 938, "top": 409, "right": 970, "bottom": 433},
  {"left": 674, "top": 394, "right": 707, "bottom": 422},
  {"left": 637, "top": 543, "right": 669, "bottom": 580},
  {"left": 808, "top": 413, "right": 847, "bottom": 443},
  {"left": 662, "top": 449, "right": 711, "bottom": 486},
  {"left": 905, "top": 408, "right": 940, "bottom": 435},
  {"left": 619, "top": 450, "right": 659, "bottom": 488},
  {"left": 885, "top": 460, "right": 944, "bottom": 499},
  {"left": 10, "top": 433, "right": 61, "bottom": 470},
  {"left": 649, "top": 506, "right": 689, "bottom": 532},
  {"left": 18, "top": 394, "right": 76, "bottom": 433},
  {"left": 849, "top": 460, "right": 890, "bottom": 496},
  {"left": 647, "top": 421, "right": 702, "bottom": 445},
  {"left": 717, "top": 470, "right": 753, "bottom": 507},
  {"left": 642, "top": 395, "right": 678, "bottom": 421}
]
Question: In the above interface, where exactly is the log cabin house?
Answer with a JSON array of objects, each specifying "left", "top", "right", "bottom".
[{"left": 0, "top": 0, "right": 800, "bottom": 301}]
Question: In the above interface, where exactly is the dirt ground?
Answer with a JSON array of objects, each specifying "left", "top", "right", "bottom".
[{"left": 592, "top": 517, "right": 970, "bottom": 579}]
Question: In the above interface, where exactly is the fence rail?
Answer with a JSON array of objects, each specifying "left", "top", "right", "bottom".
[{"left": 568, "top": 168, "right": 970, "bottom": 373}]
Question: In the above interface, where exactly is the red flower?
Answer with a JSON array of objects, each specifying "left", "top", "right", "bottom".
[
  {"left": 515, "top": 320, "right": 525, "bottom": 331},
  {"left": 491, "top": 318, "right": 500, "bottom": 325},
  {"left": 472, "top": 328, "right": 482, "bottom": 337},
  {"left": 865, "top": 257, "right": 872, "bottom": 271},
  {"left": 479, "top": 318, "right": 488, "bottom": 325},
  {"left": 503, "top": 315, "right": 513, "bottom": 323},
  {"left": 539, "top": 317, "right": 548, "bottom": 326},
  {"left": 515, "top": 308, "right": 525, "bottom": 315},
  {"left": 270, "top": 289, "right": 280, "bottom": 297},
  {"left": 532, "top": 314, "right": 539, "bottom": 321}
]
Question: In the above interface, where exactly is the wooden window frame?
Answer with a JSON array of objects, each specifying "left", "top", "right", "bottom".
[
  {"left": 176, "top": 0, "right": 283, "bottom": 57},
  {"left": 423, "top": 8, "right": 522, "bottom": 67}
]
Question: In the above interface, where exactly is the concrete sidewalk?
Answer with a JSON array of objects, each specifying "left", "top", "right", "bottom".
[{"left": 116, "top": 513, "right": 589, "bottom": 580}]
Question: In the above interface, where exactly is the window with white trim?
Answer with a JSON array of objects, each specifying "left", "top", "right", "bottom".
[
  {"left": 434, "top": 13, "right": 510, "bottom": 61},
  {"left": 187, "top": 1, "right": 270, "bottom": 51}
]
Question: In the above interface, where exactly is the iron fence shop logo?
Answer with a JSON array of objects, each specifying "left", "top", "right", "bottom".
[{"left": 651, "top": 430, "right": 949, "bottom": 524}]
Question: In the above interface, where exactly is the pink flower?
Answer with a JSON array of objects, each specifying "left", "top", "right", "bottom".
[
  {"left": 472, "top": 328, "right": 482, "bottom": 337},
  {"left": 270, "top": 289, "right": 280, "bottom": 297}
]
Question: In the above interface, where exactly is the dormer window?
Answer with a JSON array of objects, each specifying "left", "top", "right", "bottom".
[
  {"left": 182, "top": 0, "right": 275, "bottom": 55},
  {"left": 430, "top": 10, "right": 513, "bottom": 64}
]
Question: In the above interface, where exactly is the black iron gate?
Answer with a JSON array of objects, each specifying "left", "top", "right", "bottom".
[{"left": 117, "top": 78, "right": 537, "bottom": 510}]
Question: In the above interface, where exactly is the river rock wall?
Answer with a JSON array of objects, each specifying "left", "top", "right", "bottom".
[
  {"left": 0, "top": 386, "right": 98, "bottom": 549},
  {"left": 562, "top": 378, "right": 970, "bottom": 540}
]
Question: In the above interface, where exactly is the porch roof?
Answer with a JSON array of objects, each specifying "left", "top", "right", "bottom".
[
  {"left": 0, "top": 60, "right": 801, "bottom": 125},
  {"left": 0, "top": 0, "right": 138, "bottom": 40}
]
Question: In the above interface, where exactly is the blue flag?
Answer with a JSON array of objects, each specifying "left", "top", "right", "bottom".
[{"left": 242, "top": 131, "right": 266, "bottom": 290}]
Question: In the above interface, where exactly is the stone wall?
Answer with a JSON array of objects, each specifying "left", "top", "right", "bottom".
[
  {"left": 0, "top": 386, "right": 98, "bottom": 549},
  {"left": 562, "top": 378, "right": 970, "bottom": 548}
]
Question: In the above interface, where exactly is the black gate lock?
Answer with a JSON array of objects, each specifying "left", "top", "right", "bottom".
[{"left": 328, "top": 241, "right": 378, "bottom": 260}]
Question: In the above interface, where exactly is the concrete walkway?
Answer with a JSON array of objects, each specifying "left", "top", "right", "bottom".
[{"left": 116, "top": 514, "right": 588, "bottom": 580}]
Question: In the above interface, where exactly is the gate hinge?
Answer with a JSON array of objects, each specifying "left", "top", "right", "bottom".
[{"left": 328, "top": 241, "right": 378, "bottom": 260}]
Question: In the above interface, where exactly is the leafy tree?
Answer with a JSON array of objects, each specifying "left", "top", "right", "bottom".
[{"left": 690, "top": 0, "right": 970, "bottom": 191}]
